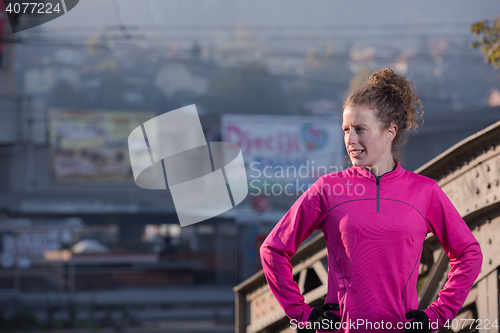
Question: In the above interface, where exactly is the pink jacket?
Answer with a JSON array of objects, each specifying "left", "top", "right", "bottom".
[{"left": 260, "top": 161, "right": 483, "bottom": 332}]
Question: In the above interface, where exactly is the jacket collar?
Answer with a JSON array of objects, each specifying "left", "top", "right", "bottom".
[{"left": 350, "top": 159, "right": 404, "bottom": 182}]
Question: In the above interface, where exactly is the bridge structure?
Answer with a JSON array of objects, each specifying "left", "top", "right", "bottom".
[{"left": 234, "top": 120, "right": 500, "bottom": 333}]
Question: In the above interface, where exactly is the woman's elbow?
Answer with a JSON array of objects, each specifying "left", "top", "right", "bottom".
[
  {"left": 451, "top": 241, "right": 483, "bottom": 269},
  {"left": 463, "top": 241, "right": 484, "bottom": 275},
  {"left": 259, "top": 241, "right": 269, "bottom": 260},
  {"left": 259, "top": 239, "right": 288, "bottom": 262},
  {"left": 475, "top": 243, "right": 484, "bottom": 271}
]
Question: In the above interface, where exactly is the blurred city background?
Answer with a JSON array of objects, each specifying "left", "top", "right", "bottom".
[{"left": 0, "top": 1, "right": 499, "bottom": 332}]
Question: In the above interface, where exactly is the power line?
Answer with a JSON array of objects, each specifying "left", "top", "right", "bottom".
[
  {"left": 19, "top": 29, "right": 476, "bottom": 39},
  {"left": 19, "top": 21, "right": 476, "bottom": 33},
  {"left": 18, "top": 34, "right": 478, "bottom": 45},
  {"left": 111, "top": 0, "right": 131, "bottom": 39}
]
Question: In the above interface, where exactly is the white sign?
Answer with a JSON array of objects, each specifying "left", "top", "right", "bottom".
[{"left": 2, "top": 231, "right": 59, "bottom": 256}]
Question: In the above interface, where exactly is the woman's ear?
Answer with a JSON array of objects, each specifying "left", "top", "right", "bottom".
[{"left": 387, "top": 124, "right": 398, "bottom": 142}]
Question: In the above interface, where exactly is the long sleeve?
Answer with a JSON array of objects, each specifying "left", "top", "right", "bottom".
[
  {"left": 260, "top": 175, "right": 330, "bottom": 324},
  {"left": 422, "top": 181, "right": 483, "bottom": 331}
]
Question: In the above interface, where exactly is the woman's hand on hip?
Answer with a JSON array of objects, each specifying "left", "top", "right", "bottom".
[
  {"left": 405, "top": 310, "right": 431, "bottom": 333},
  {"left": 308, "top": 303, "right": 341, "bottom": 332}
]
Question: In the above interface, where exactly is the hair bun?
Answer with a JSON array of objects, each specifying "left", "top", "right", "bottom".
[{"left": 369, "top": 68, "right": 405, "bottom": 101}]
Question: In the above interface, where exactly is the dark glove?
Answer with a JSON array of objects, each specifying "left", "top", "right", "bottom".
[
  {"left": 405, "top": 310, "right": 431, "bottom": 333},
  {"left": 308, "top": 303, "right": 341, "bottom": 332}
]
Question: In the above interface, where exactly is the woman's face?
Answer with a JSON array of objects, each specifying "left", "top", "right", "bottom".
[{"left": 342, "top": 104, "right": 395, "bottom": 170}]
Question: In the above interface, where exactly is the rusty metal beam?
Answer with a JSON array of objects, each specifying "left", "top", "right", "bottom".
[
  {"left": 415, "top": 119, "right": 500, "bottom": 181},
  {"left": 476, "top": 268, "right": 499, "bottom": 333}
]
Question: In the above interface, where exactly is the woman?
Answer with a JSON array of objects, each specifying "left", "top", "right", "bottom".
[{"left": 260, "top": 67, "right": 483, "bottom": 333}]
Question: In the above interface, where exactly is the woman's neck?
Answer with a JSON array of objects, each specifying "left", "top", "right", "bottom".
[{"left": 363, "top": 158, "right": 396, "bottom": 177}]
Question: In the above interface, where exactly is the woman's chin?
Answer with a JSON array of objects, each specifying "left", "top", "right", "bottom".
[
  {"left": 350, "top": 159, "right": 364, "bottom": 167},
  {"left": 351, "top": 160, "right": 372, "bottom": 169}
]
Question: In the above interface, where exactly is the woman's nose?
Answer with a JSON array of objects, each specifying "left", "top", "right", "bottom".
[{"left": 346, "top": 130, "right": 357, "bottom": 145}]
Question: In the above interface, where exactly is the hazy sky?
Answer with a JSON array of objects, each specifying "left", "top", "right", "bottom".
[{"left": 36, "top": 0, "right": 498, "bottom": 30}]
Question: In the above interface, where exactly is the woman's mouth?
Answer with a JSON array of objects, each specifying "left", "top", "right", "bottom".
[{"left": 349, "top": 149, "right": 364, "bottom": 158}]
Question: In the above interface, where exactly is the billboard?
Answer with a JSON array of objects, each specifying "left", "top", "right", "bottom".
[
  {"left": 49, "top": 109, "right": 155, "bottom": 183},
  {"left": 221, "top": 114, "right": 343, "bottom": 193}
]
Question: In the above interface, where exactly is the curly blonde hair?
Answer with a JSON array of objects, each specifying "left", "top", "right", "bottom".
[{"left": 342, "top": 67, "right": 424, "bottom": 161}]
